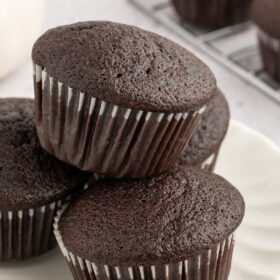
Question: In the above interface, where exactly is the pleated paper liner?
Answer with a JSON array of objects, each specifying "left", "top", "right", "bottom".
[
  {"left": 258, "top": 29, "right": 280, "bottom": 82},
  {"left": 0, "top": 200, "right": 64, "bottom": 261},
  {"left": 93, "top": 147, "right": 220, "bottom": 178},
  {"left": 33, "top": 63, "right": 206, "bottom": 178},
  {"left": 54, "top": 207, "right": 235, "bottom": 280},
  {"left": 200, "top": 145, "right": 222, "bottom": 172},
  {"left": 93, "top": 150, "right": 219, "bottom": 179}
]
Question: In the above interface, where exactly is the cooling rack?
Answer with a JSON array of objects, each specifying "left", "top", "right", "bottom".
[{"left": 129, "top": 0, "right": 280, "bottom": 103}]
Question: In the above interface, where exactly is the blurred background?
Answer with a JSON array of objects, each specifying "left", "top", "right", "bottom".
[{"left": 0, "top": 0, "right": 279, "bottom": 145}]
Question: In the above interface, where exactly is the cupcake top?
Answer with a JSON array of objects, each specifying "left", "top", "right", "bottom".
[
  {"left": 32, "top": 21, "right": 216, "bottom": 112},
  {"left": 59, "top": 167, "right": 245, "bottom": 266},
  {"left": 251, "top": 0, "right": 280, "bottom": 38},
  {"left": 179, "top": 89, "right": 230, "bottom": 166},
  {"left": 0, "top": 98, "right": 34, "bottom": 145},
  {"left": 0, "top": 98, "right": 90, "bottom": 211}
]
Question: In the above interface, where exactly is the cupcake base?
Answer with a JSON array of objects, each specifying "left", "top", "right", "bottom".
[
  {"left": 0, "top": 201, "right": 62, "bottom": 261},
  {"left": 172, "top": 0, "right": 252, "bottom": 28},
  {"left": 258, "top": 29, "right": 280, "bottom": 83},
  {"left": 54, "top": 208, "right": 235, "bottom": 280},
  {"left": 33, "top": 64, "right": 206, "bottom": 178}
]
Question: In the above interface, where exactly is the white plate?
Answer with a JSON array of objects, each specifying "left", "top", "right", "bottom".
[
  {"left": 217, "top": 120, "right": 280, "bottom": 280},
  {"left": 0, "top": 120, "right": 279, "bottom": 280}
]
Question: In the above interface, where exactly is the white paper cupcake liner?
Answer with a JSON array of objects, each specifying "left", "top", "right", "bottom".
[
  {"left": 201, "top": 148, "right": 220, "bottom": 172},
  {"left": 258, "top": 29, "right": 280, "bottom": 81},
  {"left": 33, "top": 64, "right": 206, "bottom": 178},
  {"left": 0, "top": 199, "right": 65, "bottom": 261},
  {"left": 54, "top": 207, "right": 235, "bottom": 280}
]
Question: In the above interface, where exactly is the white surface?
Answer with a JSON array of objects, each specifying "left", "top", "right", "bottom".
[
  {"left": 0, "top": 0, "right": 279, "bottom": 146},
  {"left": 0, "top": 120, "right": 279, "bottom": 279},
  {"left": 216, "top": 120, "right": 280, "bottom": 280},
  {"left": 0, "top": 0, "right": 45, "bottom": 79}
]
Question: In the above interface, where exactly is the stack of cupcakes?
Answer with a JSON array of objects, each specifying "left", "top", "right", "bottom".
[{"left": 0, "top": 21, "right": 244, "bottom": 280}]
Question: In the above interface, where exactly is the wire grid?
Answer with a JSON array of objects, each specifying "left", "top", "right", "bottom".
[{"left": 129, "top": 0, "right": 280, "bottom": 104}]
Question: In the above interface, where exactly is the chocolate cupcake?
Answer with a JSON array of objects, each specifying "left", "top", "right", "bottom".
[
  {"left": 54, "top": 167, "right": 245, "bottom": 280},
  {"left": 32, "top": 21, "right": 216, "bottom": 178},
  {"left": 0, "top": 98, "right": 90, "bottom": 261},
  {"left": 172, "top": 0, "right": 253, "bottom": 28},
  {"left": 178, "top": 88, "right": 230, "bottom": 172},
  {"left": 251, "top": 0, "right": 280, "bottom": 82}
]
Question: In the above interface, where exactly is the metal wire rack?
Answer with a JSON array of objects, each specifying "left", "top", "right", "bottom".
[{"left": 129, "top": 0, "right": 280, "bottom": 103}]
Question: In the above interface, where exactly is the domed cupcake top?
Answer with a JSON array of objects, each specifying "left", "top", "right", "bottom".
[
  {"left": 251, "top": 0, "right": 280, "bottom": 38},
  {"left": 0, "top": 98, "right": 90, "bottom": 211},
  {"left": 179, "top": 88, "right": 230, "bottom": 166},
  {"left": 32, "top": 21, "right": 216, "bottom": 112},
  {"left": 0, "top": 98, "right": 34, "bottom": 144},
  {"left": 59, "top": 167, "right": 244, "bottom": 266}
]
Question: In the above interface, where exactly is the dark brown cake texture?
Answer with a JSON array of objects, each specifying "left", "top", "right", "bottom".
[
  {"left": 56, "top": 167, "right": 245, "bottom": 280},
  {"left": 172, "top": 0, "right": 253, "bottom": 29},
  {"left": 251, "top": 0, "right": 280, "bottom": 82},
  {"left": 0, "top": 98, "right": 90, "bottom": 261},
  {"left": 178, "top": 88, "right": 230, "bottom": 171},
  {"left": 32, "top": 21, "right": 217, "bottom": 178},
  {"left": 32, "top": 21, "right": 215, "bottom": 112}
]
